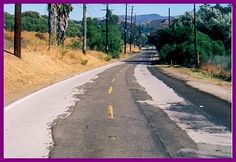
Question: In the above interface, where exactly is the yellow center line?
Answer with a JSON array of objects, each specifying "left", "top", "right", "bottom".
[
  {"left": 108, "top": 105, "right": 114, "bottom": 119},
  {"left": 108, "top": 86, "right": 113, "bottom": 94}
]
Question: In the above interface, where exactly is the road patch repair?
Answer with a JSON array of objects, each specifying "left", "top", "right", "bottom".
[
  {"left": 134, "top": 64, "right": 232, "bottom": 158},
  {"left": 4, "top": 62, "right": 124, "bottom": 158}
]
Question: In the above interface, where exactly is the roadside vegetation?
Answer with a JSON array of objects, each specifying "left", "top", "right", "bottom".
[
  {"left": 4, "top": 4, "right": 141, "bottom": 104},
  {"left": 4, "top": 11, "right": 81, "bottom": 37},
  {"left": 148, "top": 4, "right": 231, "bottom": 80},
  {"left": 4, "top": 6, "right": 129, "bottom": 58}
]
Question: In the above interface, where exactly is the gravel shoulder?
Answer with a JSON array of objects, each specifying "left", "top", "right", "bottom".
[{"left": 155, "top": 65, "right": 231, "bottom": 103}]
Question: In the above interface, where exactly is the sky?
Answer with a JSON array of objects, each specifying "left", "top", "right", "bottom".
[{"left": 4, "top": 3, "right": 229, "bottom": 21}]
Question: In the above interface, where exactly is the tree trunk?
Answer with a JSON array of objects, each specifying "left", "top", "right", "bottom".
[
  {"left": 48, "top": 4, "right": 57, "bottom": 46},
  {"left": 57, "top": 14, "right": 67, "bottom": 45}
]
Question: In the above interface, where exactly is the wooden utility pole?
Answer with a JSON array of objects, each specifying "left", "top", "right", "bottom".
[
  {"left": 138, "top": 23, "right": 141, "bottom": 48},
  {"left": 124, "top": 4, "right": 128, "bottom": 54},
  {"left": 168, "top": 8, "right": 171, "bottom": 27},
  {"left": 129, "top": 6, "right": 133, "bottom": 52},
  {"left": 105, "top": 4, "right": 109, "bottom": 54},
  {"left": 133, "top": 14, "right": 136, "bottom": 48},
  {"left": 82, "top": 4, "right": 87, "bottom": 54},
  {"left": 14, "top": 4, "right": 21, "bottom": 58},
  {"left": 194, "top": 4, "right": 199, "bottom": 67}
]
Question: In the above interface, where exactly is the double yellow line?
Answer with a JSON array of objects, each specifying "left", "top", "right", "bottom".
[
  {"left": 107, "top": 75, "right": 116, "bottom": 119},
  {"left": 107, "top": 69, "right": 123, "bottom": 120},
  {"left": 108, "top": 86, "right": 113, "bottom": 94}
]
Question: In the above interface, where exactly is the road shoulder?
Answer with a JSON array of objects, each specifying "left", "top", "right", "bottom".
[{"left": 155, "top": 65, "right": 231, "bottom": 103}]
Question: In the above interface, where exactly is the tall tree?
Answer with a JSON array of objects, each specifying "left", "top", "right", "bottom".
[
  {"left": 48, "top": 4, "right": 73, "bottom": 46},
  {"left": 57, "top": 4, "right": 73, "bottom": 45},
  {"left": 48, "top": 4, "right": 58, "bottom": 46}
]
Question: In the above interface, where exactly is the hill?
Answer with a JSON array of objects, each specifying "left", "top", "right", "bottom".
[{"left": 119, "top": 14, "right": 174, "bottom": 24}]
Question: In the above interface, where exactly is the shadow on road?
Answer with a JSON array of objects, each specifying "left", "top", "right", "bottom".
[{"left": 123, "top": 50, "right": 160, "bottom": 65}]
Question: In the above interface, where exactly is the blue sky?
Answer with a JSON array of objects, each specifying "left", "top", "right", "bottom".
[{"left": 4, "top": 4, "right": 228, "bottom": 21}]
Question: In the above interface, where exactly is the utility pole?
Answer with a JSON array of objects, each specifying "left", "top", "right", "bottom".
[
  {"left": 138, "top": 23, "right": 141, "bottom": 48},
  {"left": 133, "top": 14, "right": 136, "bottom": 48},
  {"left": 124, "top": 4, "right": 128, "bottom": 54},
  {"left": 14, "top": 4, "right": 21, "bottom": 58},
  {"left": 168, "top": 8, "right": 171, "bottom": 27},
  {"left": 102, "top": 4, "right": 111, "bottom": 54},
  {"left": 106, "top": 4, "right": 109, "bottom": 54},
  {"left": 129, "top": 6, "right": 133, "bottom": 52},
  {"left": 194, "top": 4, "right": 199, "bottom": 67},
  {"left": 82, "top": 4, "right": 87, "bottom": 54}
]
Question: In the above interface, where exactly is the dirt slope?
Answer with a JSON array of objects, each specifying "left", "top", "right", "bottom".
[{"left": 4, "top": 31, "right": 138, "bottom": 105}]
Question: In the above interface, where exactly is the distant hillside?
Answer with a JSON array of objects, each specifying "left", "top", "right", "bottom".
[
  {"left": 119, "top": 14, "right": 174, "bottom": 24},
  {"left": 147, "top": 19, "right": 175, "bottom": 29}
]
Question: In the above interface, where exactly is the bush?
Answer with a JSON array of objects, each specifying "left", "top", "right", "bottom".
[
  {"left": 35, "top": 33, "right": 47, "bottom": 41},
  {"left": 66, "top": 20, "right": 82, "bottom": 37},
  {"left": 104, "top": 55, "right": 112, "bottom": 62},
  {"left": 80, "top": 58, "right": 88, "bottom": 65},
  {"left": 207, "top": 55, "right": 231, "bottom": 72},
  {"left": 201, "top": 55, "right": 231, "bottom": 80},
  {"left": 159, "top": 44, "right": 176, "bottom": 64},
  {"left": 156, "top": 24, "right": 227, "bottom": 67},
  {"left": 59, "top": 47, "right": 69, "bottom": 57},
  {"left": 86, "top": 15, "right": 122, "bottom": 58},
  {"left": 70, "top": 39, "right": 81, "bottom": 49}
]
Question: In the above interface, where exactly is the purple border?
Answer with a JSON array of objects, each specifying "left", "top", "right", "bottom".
[
  {"left": 0, "top": 0, "right": 234, "bottom": 161},
  {"left": 1, "top": 0, "right": 234, "bottom": 4},
  {"left": 0, "top": 2, "right": 3, "bottom": 161}
]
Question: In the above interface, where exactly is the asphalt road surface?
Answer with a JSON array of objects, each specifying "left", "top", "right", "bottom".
[{"left": 4, "top": 50, "right": 231, "bottom": 158}]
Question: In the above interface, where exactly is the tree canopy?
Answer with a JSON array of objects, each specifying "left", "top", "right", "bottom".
[{"left": 4, "top": 11, "right": 81, "bottom": 37}]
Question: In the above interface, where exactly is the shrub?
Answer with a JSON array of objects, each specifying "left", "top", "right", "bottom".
[
  {"left": 201, "top": 55, "right": 231, "bottom": 80},
  {"left": 70, "top": 39, "right": 81, "bottom": 49},
  {"left": 59, "top": 47, "right": 69, "bottom": 57},
  {"left": 104, "top": 55, "right": 112, "bottom": 62},
  {"left": 207, "top": 55, "right": 231, "bottom": 72},
  {"left": 80, "top": 58, "right": 88, "bottom": 65},
  {"left": 157, "top": 26, "right": 227, "bottom": 67},
  {"left": 159, "top": 44, "right": 176, "bottom": 64},
  {"left": 35, "top": 33, "right": 47, "bottom": 41}
]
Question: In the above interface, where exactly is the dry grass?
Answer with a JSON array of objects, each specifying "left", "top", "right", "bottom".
[
  {"left": 158, "top": 65, "right": 231, "bottom": 87},
  {"left": 121, "top": 45, "right": 140, "bottom": 54},
  {"left": 157, "top": 65, "right": 231, "bottom": 102},
  {"left": 4, "top": 31, "right": 132, "bottom": 105},
  {"left": 200, "top": 63, "right": 231, "bottom": 81}
]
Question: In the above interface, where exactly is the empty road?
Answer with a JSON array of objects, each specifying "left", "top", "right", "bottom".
[{"left": 4, "top": 50, "right": 231, "bottom": 158}]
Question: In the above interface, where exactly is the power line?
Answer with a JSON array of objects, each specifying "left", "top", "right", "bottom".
[
  {"left": 78, "top": 4, "right": 103, "bottom": 19},
  {"left": 87, "top": 5, "right": 102, "bottom": 19}
]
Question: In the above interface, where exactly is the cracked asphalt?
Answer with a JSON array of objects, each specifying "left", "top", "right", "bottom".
[{"left": 49, "top": 51, "right": 231, "bottom": 158}]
